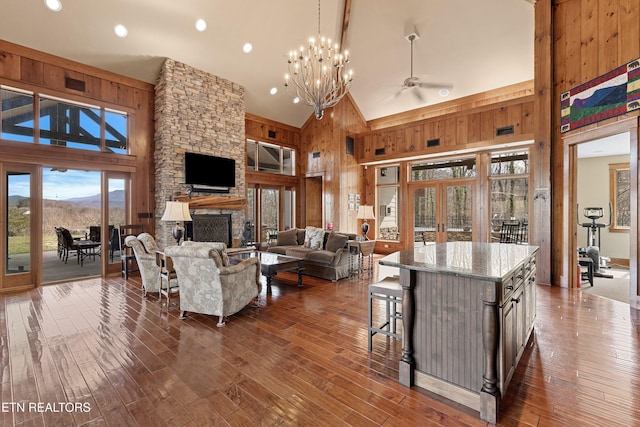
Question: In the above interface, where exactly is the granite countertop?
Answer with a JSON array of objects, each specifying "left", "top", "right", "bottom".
[{"left": 379, "top": 242, "right": 539, "bottom": 281}]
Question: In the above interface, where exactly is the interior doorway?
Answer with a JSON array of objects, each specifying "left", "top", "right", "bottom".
[
  {"left": 574, "top": 132, "right": 632, "bottom": 303},
  {"left": 305, "top": 176, "right": 323, "bottom": 228}
]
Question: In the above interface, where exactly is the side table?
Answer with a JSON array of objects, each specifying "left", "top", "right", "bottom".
[{"left": 348, "top": 240, "right": 376, "bottom": 277}]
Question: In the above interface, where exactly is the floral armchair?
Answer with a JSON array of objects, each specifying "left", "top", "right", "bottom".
[
  {"left": 124, "top": 233, "right": 161, "bottom": 296},
  {"left": 165, "top": 242, "right": 261, "bottom": 327}
]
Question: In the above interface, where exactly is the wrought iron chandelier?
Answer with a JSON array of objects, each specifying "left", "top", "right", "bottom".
[{"left": 284, "top": 0, "right": 353, "bottom": 120}]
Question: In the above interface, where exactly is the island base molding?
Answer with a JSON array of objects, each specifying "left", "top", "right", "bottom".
[{"left": 415, "top": 372, "right": 482, "bottom": 412}]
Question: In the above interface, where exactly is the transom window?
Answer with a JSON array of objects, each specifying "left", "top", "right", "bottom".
[
  {"left": 411, "top": 157, "right": 477, "bottom": 181},
  {"left": 247, "top": 139, "right": 295, "bottom": 176},
  {"left": 1, "top": 86, "right": 128, "bottom": 153}
]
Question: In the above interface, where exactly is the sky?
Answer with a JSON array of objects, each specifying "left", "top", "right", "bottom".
[{"left": 9, "top": 169, "right": 123, "bottom": 200}]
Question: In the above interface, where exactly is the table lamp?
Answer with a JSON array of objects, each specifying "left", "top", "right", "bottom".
[
  {"left": 161, "top": 201, "right": 192, "bottom": 245},
  {"left": 356, "top": 205, "right": 375, "bottom": 240}
]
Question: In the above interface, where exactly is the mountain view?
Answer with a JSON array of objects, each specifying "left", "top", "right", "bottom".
[{"left": 8, "top": 190, "right": 126, "bottom": 237}]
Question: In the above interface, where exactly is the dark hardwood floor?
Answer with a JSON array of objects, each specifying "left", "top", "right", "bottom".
[{"left": 1, "top": 263, "right": 639, "bottom": 426}]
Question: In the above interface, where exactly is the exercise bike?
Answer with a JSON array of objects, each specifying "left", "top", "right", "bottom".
[{"left": 577, "top": 205, "right": 614, "bottom": 279}]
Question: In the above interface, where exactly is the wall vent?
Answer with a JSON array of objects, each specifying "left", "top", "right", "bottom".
[
  {"left": 496, "top": 125, "right": 514, "bottom": 136},
  {"left": 312, "top": 151, "right": 321, "bottom": 158},
  {"left": 426, "top": 138, "right": 440, "bottom": 147},
  {"left": 268, "top": 130, "right": 277, "bottom": 139},
  {"left": 375, "top": 147, "right": 386, "bottom": 155},
  {"left": 64, "top": 76, "right": 85, "bottom": 92}
]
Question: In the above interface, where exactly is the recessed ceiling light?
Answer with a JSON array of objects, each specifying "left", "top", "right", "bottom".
[
  {"left": 44, "top": 0, "right": 62, "bottom": 12},
  {"left": 293, "top": 97, "right": 300, "bottom": 104},
  {"left": 270, "top": 87, "right": 278, "bottom": 95},
  {"left": 243, "top": 43, "right": 253, "bottom": 53},
  {"left": 114, "top": 24, "right": 128, "bottom": 38},
  {"left": 195, "top": 19, "right": 207, "bottom": 32},
  {"left": 439, "top": 88, "right": 450, "bottom": 97}
]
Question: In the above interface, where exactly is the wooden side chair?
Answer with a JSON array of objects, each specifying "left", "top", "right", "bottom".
[{"left": 499, "top": 221, "right": 521, "bottom": 244}]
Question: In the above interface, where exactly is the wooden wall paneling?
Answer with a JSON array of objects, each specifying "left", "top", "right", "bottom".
[
  {"left": 480, "top": 110, "right": 495, "bottom": 141},
  {"left": 580, "top": 0, "right": 599, "bottom": 82},
  {"left": 456, "top": 116, "right": 468, "bottom": 145},
  {"left": 565, "top": 0, "right": 582, "bottom": 89},
  {"left": 467, "top": 112, "right": 482, "bottom": 143},
  {"left": 101, "top": 80, "right": 119, "bottom": 105},
  {"left": 533, "top": 0, "right": 552, "bottom": 285},
  {"left": 598, "top": 0, "right": 619, "bottom": 74},
  {"left": 116, "top": 84, "right": 134, "bottom": 108},
  {"left": 521, "top": 101, "right": 534, "bottom": 135},
  {"left": 0, "top": 49, "right": 19, "bottom": 80},
  {"left": 494, "top": 106, "right": 510, "bottom": 132},
  {"left": 423, "top": 121, "right": 437, "bottom": 148},
  {"left": 619, "top": 0, "right": 640, "bottom": 63},
  {"left": 507, "top": 103, "right": 523, "bottom": 136},
  {"left": 439, "top": 117, "right": 456, "bottom": 147},
  {"left": 20, "top": 57, "right": 43, "bottom": 85},
  {"left": 83, "top": 74, "right": 102, "bottom": 100}
]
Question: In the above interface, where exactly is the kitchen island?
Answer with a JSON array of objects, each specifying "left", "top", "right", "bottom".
[{"left": 379, "top": 242, "right": 538, "bottom": 423}]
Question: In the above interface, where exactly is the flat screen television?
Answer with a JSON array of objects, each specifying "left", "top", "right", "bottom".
[{"left": 184, "top": 152, "right": 236, "bottom": 189}]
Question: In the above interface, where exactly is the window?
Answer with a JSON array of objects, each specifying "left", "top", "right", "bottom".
[
  {"left": 377, "top": 165, "right": 400, "bottom": 241},
  {"left": 489, "top": 150, "right": 529, "bottom": 242},
  {"left": 1, "top": 88, "right": 35, "bottom": 142},
  {"left": 1, "top": 86, "right": 128, "bottom": 153},
  {"left": 411, "top": 157, "right": 477, "bottom": 181},
  {"left": 609, "top": 162, "right": 630, "bottom": 232},
  {"left": 246, "top": 139, "right": 295, "bottom": 176}
]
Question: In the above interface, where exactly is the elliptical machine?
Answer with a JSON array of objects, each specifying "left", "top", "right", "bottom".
[{"left": 577, "top": 205, "right": 614, "bottom": 279}]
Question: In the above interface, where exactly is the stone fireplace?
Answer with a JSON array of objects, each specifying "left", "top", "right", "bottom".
[{"left": 154, "top": 59, "right": 246, "bottom": 249}]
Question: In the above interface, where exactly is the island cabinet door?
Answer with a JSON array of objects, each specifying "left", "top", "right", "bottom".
[{"left": 499, "top": 284, "right": 524, "bottom": 394}]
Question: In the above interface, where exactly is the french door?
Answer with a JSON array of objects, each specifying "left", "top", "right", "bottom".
[
  {"left": 412, "top": 181, "right": 474, "bottom": 245},
  {"left": 2, "top": 163, "right": 38, "bottom": 291}
]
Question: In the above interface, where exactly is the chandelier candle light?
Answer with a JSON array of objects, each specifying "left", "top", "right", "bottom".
[{"left": 285, "top": 0, "right": 353, "bottom": 120}]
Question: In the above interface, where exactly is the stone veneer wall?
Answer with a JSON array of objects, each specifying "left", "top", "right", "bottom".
[{"left": 154, "top": 59, "right": 246, "bottom": 249}]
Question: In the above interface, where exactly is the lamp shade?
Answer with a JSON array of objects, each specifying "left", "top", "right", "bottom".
[
  {"left": 161, "top": 201, "right": 192, "bottom": 222},
  {"left": 356, "top": 205, "right": 375, "bottom": 220}
]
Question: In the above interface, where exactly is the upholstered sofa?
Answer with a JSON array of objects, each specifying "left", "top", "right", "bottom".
[
  {"left": 266, "top": 227, "right": 357, "bottom": 282},
  {"left": 165, "top": 241, "right": 261, "bottom": 326}
]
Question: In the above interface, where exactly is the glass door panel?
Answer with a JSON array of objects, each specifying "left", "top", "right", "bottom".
[
  {"left": 445, "top": 184, "right": 473, "bottom": 242},
  {"left": 108, "top": 177, "right": 126, "bottom": 265},
  {"left": 413, "top": 183, "right": 474, "bottom": 245},
  {"left": 42, "top": 168, "right": 101, "bottom": 282},
  {"left": 261, "top": 188, "right": 279, "bottom": 242},
  {"left": 6, "top": 172, "right": 31, "bottom": 275},
  {"left": 414, "top": 186, "right": 437, "bottom": 245}
]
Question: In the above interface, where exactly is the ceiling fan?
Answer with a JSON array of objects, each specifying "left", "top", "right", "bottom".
[{"left": 393, "top": 32, "right": 452, "bottom": 102}]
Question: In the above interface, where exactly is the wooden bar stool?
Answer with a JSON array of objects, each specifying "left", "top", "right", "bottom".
[{"left": 368, "top": 276, "right": 402, "bottom": 352}]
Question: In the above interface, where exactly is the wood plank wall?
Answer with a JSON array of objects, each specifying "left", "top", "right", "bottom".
[
  {"left": 299, "top": 94, "right": 368, "bottom": 233},
  {"left": 548, "top": 0, "right": 640, "bottom": 294},
  {"left": 0, "top": 40, "right": 155, "bottom": 229}
]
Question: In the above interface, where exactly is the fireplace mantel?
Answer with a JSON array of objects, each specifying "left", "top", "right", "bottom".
[{"left": 174, "top": 195, "right": 246, "bottom": 210}]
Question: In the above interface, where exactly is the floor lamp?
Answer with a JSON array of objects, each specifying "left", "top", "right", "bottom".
[
  {"left": 356, "top": 205, "right": 375, "bottom": 240},
  {"left": 161, "top": 201, "right": 192, "bottom": 245}
]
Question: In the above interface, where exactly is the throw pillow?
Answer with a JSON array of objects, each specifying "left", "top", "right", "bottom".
[
  {"left": 276, "top": 228, "right": 298, "bottom": 246},
  {"left": 138, "top": 233, "right": 158, "bottom": 253},
  {"left": 304, "top": 226, "right": 325, "bottom": 250},
  {"left": 325, "top": 232, "right": 349, "bottom": 253}
]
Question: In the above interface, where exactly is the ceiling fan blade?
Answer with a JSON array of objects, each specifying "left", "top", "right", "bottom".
[
  {"left": 412, "top": 87, "right": 424, "bottom": 102},
  {"left": 417, "top": 82, "right": 453, "bottom": 90}
]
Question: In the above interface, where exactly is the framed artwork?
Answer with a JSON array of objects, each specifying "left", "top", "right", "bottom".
[{"left": 561, "top": 57, "right": 640, "bottom": 133}]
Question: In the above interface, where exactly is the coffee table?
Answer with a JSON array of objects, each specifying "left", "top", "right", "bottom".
[{"left": 229, "top": 251, "right": 304, "bottom": 293}]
